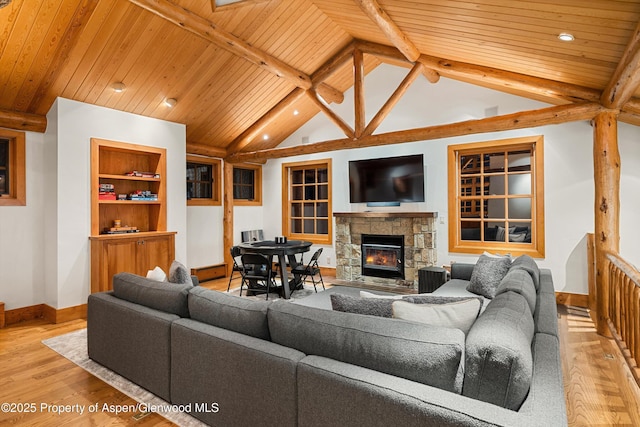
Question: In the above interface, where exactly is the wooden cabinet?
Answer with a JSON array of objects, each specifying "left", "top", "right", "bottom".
[
  {"left": 90, "top": 232, "right": 175, "bottom": 293},
  {"left": 90, "top": 138, "right": 176, "bottom": 293}
]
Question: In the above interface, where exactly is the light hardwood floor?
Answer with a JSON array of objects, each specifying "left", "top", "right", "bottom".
[{"left": 1, "top": 276, "right": 639, "bottom": 426}]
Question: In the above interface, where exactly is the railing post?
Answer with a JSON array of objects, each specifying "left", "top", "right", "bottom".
[{"left": 593, "top": 111, "right": 620, "bottom": 337}]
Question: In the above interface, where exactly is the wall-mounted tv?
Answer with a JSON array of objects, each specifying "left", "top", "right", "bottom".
[{"left": 349, "top": 154, "right": 425, "bottom": 204}]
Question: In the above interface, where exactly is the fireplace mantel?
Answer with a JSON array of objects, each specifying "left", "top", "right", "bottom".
[{"left": 334, "top": 212, "right": 437, "bottom": 219}]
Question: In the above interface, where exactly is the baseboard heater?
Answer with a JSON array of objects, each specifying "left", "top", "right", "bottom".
[{"left": 190, "top": 263, "right": 227, "bottom": 283}]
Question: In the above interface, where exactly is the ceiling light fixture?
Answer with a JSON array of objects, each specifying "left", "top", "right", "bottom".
[
  {"left": 164, "top": 98, "right": 177, "bottom": 107},
  {"left": 293, "top": 110, "right": 299, "bottom": 116},
  {"left": 111, "top": 82, "right": 126, "bottom": 93},
  {"left": 557, "top": 32, "right": 575, "bottom": 42},
  {"left": 262, "top": 134, "right": 269, "bottom": 140}
]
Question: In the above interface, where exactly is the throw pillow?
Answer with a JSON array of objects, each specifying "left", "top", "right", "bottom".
[
  {"left": 169, "top": 260, "right": 193, "bottom": 285},
  {"left": 146, "top": 266, "right": 167, "bottom": 282},
  {"left": 391, "top": 299, "right": 481, "bottom": 334},
  {"left": 330, "top": 293, "right": 394, "bottom": 317},
  {"left": 467, "top": 254, "right": 511, "bottom": 299}
]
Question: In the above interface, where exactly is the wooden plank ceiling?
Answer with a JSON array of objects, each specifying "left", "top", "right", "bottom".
[{"left": 1, "top": 0, "right": 639, "bottom": 159}]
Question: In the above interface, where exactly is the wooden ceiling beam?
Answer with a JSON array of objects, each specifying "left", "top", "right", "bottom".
[
  {"left": 354, "top": 2, "right": 439, "bottom": 83},
  {"left": 315, "top": 83, "right": 344, "bottom": 104},
  {"left": 186, "top": 142, "right": 227, "bottom": 159},
  {"left": 354, "top": 0, "right": 420, "bottom": 62},
  {"left": 226, "top": 103, "right": 604, "bottom": 163},
  {"left": 226, "top": 87, "right": 306, "bottom": 154},
  {"left": 362, "top": 62, "right": 424, "bottom": 137},
  {"left": 128, "top": 0, "right": 312, "bottom": 89},
  {"left": 602, "top": 20, "right": 640, "bottom": 109},
  {"left": 354, "top": 48, "right": 366, "bottom": 137},
  {"left": 306, "top": 90, "right": 355, "bottom": 139},
  {"left": 0, "top": 109, "right": 47, "bottom": 133},
  {"left": 311, "top": 40, "right": 357, "bottom": 85}
]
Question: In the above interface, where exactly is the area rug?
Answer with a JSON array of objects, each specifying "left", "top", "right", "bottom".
[{"left": 42, "top": 329, "right": 207, "bottom": 427}]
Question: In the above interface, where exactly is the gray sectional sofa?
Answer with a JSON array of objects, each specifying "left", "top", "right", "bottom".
[{"left": 87, "top": 255, "right": 567, "bottom": 426}]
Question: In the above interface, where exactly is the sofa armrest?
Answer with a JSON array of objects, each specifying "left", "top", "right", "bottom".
[{"left": 451, "top": 263, "right": 475, "bottom": 281}]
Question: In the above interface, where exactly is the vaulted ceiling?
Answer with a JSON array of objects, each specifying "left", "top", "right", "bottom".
[{"left": 1, "top": 0, "right": 640, "bottom": 161}]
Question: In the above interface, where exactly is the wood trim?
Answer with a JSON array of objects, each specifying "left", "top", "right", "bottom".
[
  {"left": 5, "top": 304, "right": 44, "bottom": 325},
  {"left": 0, "top": 302, "right": 4, "bottom": 328},
  {"left": 447, "top": 135, "right": 545, "bottom": 258},
  {"left": 232, "top": 163, "right": 262, "bottom": 206},
  {"left": 42, "top": 304, "right": 87, "bottom": 324},
  {"left": 281, "top": 158, "right": 333, "bottom": 245},
  {"left": 0, "top": 129, "right": 26, "bottom": 206},
  {"left": 556, "top": 292, "right": 589, "bottom": 309},
  {"left": 186, "top": 143, "right": 227, "bottom": 159},
  {"left": 191, "top": 263, "right": 227, "bottom": 282},
  {"left": 223, "top": 160, "right": 234, "bottom": 276},
  {"left": 187, "top": 155, "right": 222, "bottom": 206}
]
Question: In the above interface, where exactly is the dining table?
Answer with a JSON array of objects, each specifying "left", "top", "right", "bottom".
[{"left": 237, "top": 239, "right": 312, "bottom": 299}]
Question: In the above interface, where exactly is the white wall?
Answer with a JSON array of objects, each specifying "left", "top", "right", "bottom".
[
  {"left": 0, "top": 130, "right": 46, "bottom": 310},
  {"left": 42, "top": 98, "right": 187, "bottom": 309},
  {"left": 259, "top": 63, "right": 640, "bottom": 293}
]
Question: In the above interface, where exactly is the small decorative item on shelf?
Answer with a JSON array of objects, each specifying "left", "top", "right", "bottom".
[
  {"left": 103, "top": 219, "right": 139, "bottom": 234},
  {"left": 125, "top": 171, "right": 161, "bottom": 179},
  {"left": 128, "top": 190, "right": 158, "bottom": 201},
  {"left": 117, "top": 194, "right": 127, "bottom": 200},
  {"left": 98, "top": 183, "right": 116, "bottom": 200}
]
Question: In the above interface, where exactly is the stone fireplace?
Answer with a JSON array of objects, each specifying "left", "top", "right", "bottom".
[{"left": 334, "top": 212, "right": 437, "bottom": 290}]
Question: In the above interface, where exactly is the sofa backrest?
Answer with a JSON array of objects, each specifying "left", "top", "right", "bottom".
[
  {"left": 187, "top": 286, "right": 272, "bottom": 340},
  {"left": 463, "top": 290, "right": 535, "bottom": 410},
  {"left": 112, "top": 272, "right": 192, "bottom": 318},
  {"left": 267, "top": 300, "right": 466, "bottom": 394}
]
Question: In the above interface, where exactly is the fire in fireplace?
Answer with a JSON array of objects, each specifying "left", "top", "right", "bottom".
[{"left": 361, "top": 234, "right": 404, "bottom": 279}]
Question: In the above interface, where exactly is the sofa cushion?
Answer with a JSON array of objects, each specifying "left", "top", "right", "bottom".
[
  {"left": 467, "top": 254, "right": 512, "bottom": 298},
  {"left": 268, "top": 300, "right": 466, "bottom": 393},
  {"left": 391, "top": 299, "right": 481, "bottom": 334},
  {"left": 509, "top": 254, "right": 540, "bottom": 290},
  {"left": 463, "top": 291, "right": 535, "bottom": 410},
  {"left": 112, "top": 272, "right": 191, "bottom": 317},
  {"left": 188, "top": 287, "right": 271, "bottom": 340},
  {"left": 495, "top": 268, "right": 537, "bottom": 315},
  {"left": 330, "top": 293, "right": 394, "bottom": 317}
]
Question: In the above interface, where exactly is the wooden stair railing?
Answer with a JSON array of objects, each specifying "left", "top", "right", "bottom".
[{"left": 605, "top": 252, "right": 640, "bottom": 386}]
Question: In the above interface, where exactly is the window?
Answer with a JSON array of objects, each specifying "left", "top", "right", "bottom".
[
  {"left": 448, "top": 136, "right": 544, "bottom": 257},
  {"left": 233, "top": 164, "right": 262, "bottom": 206},
  {"left": 186, "top": 155, "right": 221, "bottom": 206},
  {"left": 282, "top": 159, "right": 332, "bottom": 245},
  {"left": 0, "top": 129, "right": 26, "bottom": 206}
]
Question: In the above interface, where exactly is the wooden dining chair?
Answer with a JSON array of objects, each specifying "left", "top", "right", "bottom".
[{"left": 291, "top": 247, "right": 324, "bottom": 292}]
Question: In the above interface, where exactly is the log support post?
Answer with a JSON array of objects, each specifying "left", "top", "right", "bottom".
[
  {"left": 593, "top": 110, "right": 621, "bottom": 337},
  {"left": 223, "top": 161, "right": 234, "bottom": 276}
]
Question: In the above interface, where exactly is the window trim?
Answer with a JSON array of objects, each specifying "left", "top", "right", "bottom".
[
  {"left": 447, "top": 136, "right": 545, "bottom": 257},
  {"left": 186, "top": 155, "right": 221, "bottom": 206},
  {"left": 0, "top": 129, "right": 26, "bottom": 206},
  {"left": 282, "top": 159, "right": 332, "bottom": 245},
  {"left": 232, "top": 163, "right": 262, "bottom": 206}
]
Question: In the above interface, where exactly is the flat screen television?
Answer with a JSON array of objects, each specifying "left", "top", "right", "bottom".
[{"left": 349, "top": 154, "right": 425, "bottom": 203}]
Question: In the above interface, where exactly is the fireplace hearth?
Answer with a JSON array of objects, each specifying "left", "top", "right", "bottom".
[{"left": 361, "top": 234, "right": 404, "bottom": 279}]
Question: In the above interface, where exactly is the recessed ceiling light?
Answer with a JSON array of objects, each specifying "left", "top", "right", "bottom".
[
  {"left": 558, "top": 32, "right": 575, "bottom": 42},
  {"left": 111, "top": 82, "right": 126, "bottom": 93},
  {"left": 263, "top": 134, "right": 269, "bottom": 140},
  {"left": 293, "top": 110, "right": 299, "bottom": 116},
  {"left": 164, "top": 98, "right": 177, "bottom": 107}
]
